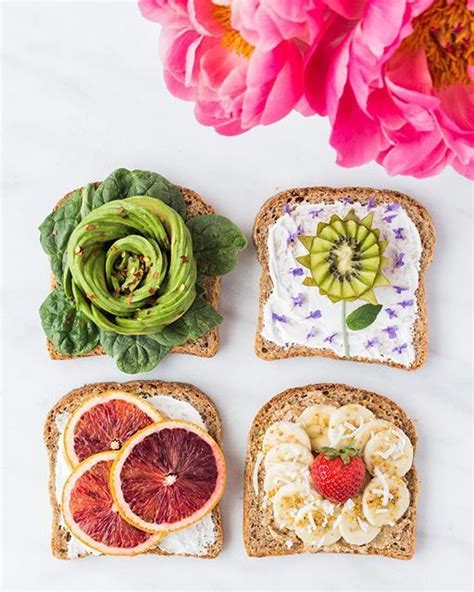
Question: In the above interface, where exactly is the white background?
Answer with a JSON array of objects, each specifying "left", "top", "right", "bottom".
[{"left": 1, "top": 2, "right": 473, "bottom": 590}]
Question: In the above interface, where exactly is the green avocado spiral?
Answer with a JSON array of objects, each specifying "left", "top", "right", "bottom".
[{"left": 63, "top": 196, "right": 197, "bottom": 335}]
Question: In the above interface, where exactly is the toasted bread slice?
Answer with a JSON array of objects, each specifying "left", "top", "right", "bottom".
[
  {"left": 46, "top": 185, "right": 220, "bottom": 360},
  {"left": 45, "top": 380, "right": 224, "bottom": 559},
  {"left": 254, "top": 187, "right": 435, "bottom": 370},
  {"left": 244, "top": 383, "right": 418, "bottom": 560}
]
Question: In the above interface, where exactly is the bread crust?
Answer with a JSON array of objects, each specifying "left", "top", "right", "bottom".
[
  {"left": 45, "top": 380, "right": 224, "bottom": 560},
  {"left": 243, "top": 383, "right": 419, "bottom": 560},
  {"left": 253, "top": 187, "right": 435, "bottom": 370},
  {"left": 45, "top": 184, "right": 220, "bottom": 360}
]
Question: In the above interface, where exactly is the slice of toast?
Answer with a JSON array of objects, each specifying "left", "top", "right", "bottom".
[
  {"left": 244, "top": 383, "right": 419, "bottom": 560},
  {"left": 46, "top": 185, "right": 220, "bottom": 360},
  {"left": 254, "top": 187, "right": 435, "bottom": 370},
  {"left": 45, "top": 380, "right": 224, "bottom": 559}
]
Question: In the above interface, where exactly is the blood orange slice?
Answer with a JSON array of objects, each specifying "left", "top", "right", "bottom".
[
  {"left": 62, "top": 451, "right": 163, "bottom": 555},
  {"left": 110, "top": 420, "right": 226, "bottom": 534},
  {"left": 64, "top": 391, "right": 162, "bottom": 468}
]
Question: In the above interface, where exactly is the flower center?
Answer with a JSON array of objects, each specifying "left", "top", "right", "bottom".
[
  {"left": 329, "top": 239, "right": 361, "bottom": 281},
  {"left": 399, "top": 0, "right": 473, "bottom": 88},
  {"left": 212, "top": 4, "right": 254, "bottom": 59}
]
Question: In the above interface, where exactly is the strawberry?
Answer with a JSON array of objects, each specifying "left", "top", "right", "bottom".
[{"left": 310, "top": 446, "right": 365, "bottom": 504}]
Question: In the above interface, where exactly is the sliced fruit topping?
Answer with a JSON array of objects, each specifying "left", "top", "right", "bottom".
[
  {"left": 297, "top": 209, "right": 390, "bottom": 305},
  {"left": 327, "top": 403, "right": 375, "bottom": 449},
  {"left": 110, "top": 420, "right": 225, "bottom": 534},
  {"left": 297, "top": 404, "right": 336, "bottom": 451},
  {"left": 264, "top": 443, "right": 314, "bottom": 471},
  {"left": 362, "top": 470, "right": 410, "bottom": 526},
  {"left": 61, "top": 451, "right": 163, "bottom": 556},
  {"left": 263, "top": 462, "right": 311, "bottom": 499},
  {"left": 339, "top": 497, "right": 381, "bottom": 545},
  {"left": 293, "top": 498, "right": 341, "bottom": 547},
  {"left": 262, "top": 421, "right": 311, "bottom": 452},
  {"left": 310, "top": 446, "right": 366, "bottom": 504},
  {"left": 363, "top": 428, "right": 414, "bottom": 476},
  {"left": 64, "top": 391, "right": 162, "bottom": 468},
  {"left": 272, "top": 484, "right": 320, "bottom": 531}
]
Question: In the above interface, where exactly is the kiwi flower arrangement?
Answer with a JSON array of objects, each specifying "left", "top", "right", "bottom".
[
  {"left": 139, "top": 0, "right": 473, "bottom": 180},
  {"left": 297, "top": 210, "right": 390, "bottom": 357},
  {"left": 39, "top": 168, "right": 246, "bottom": 373}
]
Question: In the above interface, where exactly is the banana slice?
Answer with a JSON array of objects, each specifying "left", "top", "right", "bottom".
[
  {"left": 362, "top": 470, "right": 410, "bottom": 526},
  {"left": 297, "top": 405, "right": 336, "bottom": 451},
  {"left": 264, "top": 443, "right": 314, "bottom": 471},
  {"left": 272, "top": 484, "right": 318, "bottom": 531},
  {"left": 263, "top": 462, "right": 313, "bottom": 499},
  {"left": 355, "top": 419, "right": 392, "bottom": 452},
  {"left": 339, "top": 497, "right": 381, "bottom": 545},
  {"left": 364, "top": 428, "right": 413, "bottom": 476},
  {"left": 262, "top": 421, "right": 311, "bottom": 453},
  {"left": 293, "top": 498, "right": 342, "bottom": 547},
  {"left": 328, "top": 404, "right": 375, "bottom": 449}
]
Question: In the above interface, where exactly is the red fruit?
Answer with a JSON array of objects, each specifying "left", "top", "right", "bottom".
[{"left": 310, "top": 446, "right": 365, "bottom": 504}]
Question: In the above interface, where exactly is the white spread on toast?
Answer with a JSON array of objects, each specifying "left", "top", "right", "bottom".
[
  {"left": 262, "top": 201, "right": 422, "bottom": 366},
  {"left": 54, "top": 395, "right": 216, "bottom": 559},
  {"left": 261, "top": 403, "right": 414, "bottom": 548}
]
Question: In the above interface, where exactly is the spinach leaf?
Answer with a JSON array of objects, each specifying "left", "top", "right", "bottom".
[
  {"left": 39, "top": 188, "right": 85, "bottom": 280},
  {"left": 346, "top": 304, "right": 382, "bottom": 331},
  {"left": 187, "top": 214, "right": 247, "bottom": 276},
  {"left": 91, "top": 168, "right": 186, "bottom": 217},
  {"left": 153, "top": 296, "right": 223, "bottom": 347},
  {"left": 99, "top": 331, "right": 171, "bottom": 374},
  {"left": 39, "top": 287, "right": 99, "bottom": 355}
]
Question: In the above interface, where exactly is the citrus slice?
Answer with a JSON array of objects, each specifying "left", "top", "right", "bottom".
[
  {"left": 62, "top": 451, "right": 164, "bottom": 556},
  {"left": 110, "top": 420, "right": 226, "bottom": 534},
  {"left": 64, "top": 391, "right": 162, "bottom": 468}
]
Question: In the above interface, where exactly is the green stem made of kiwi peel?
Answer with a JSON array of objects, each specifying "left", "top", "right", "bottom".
[{"left": 341, "top": 301, "right": 350, "bottom": 358}]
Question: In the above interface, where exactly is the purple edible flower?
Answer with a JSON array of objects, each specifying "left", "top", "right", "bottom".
[
  {"left": 385, "top": 308, "right": 398, "bottom": 319},
  {"left": 366, "top": 197, "right": 377, "bottom": 210},
  {"left": 291, "top": 293, "right": 304, "bottom": 307},
  {"left": 394, "top": 252, "right": 405, "bottom": 268},
  {"left": 342, "top": 196, "right": 352, "bottom": 204},
  {"left": 383, "top": 325, "right": 398, "bottom": 339},
  {"left": 398, "top": 299, "right": 414, "bottom": 308},
  {"left": 287, "top": 224, "right": 304, "bottom": 246},
  {"left": 272, "top": 313, "right": 287, "bottom": 323},
  {"left": 306, "top": 309, "right": 322, "bottom": 320},
  {"left": 393, "top": 343, "right": 408, "bottom": 354},
  {"left": 283, "top": 203, "right": 292, "bottom": 214},
  {"left": 385, "top": 202, "right": 400, "bottom": 213},
  {"left": 393, "top": 285, "right": 408, "bottom": 294},
  {"left": 383, "top": 214, "right": 397, "bottom": 223},
  {"left": 290, "top": 267, "right": 304, "bottom": 277},
  {"left": 365, "top": 337, "right": 379, "bottom": 349},
  {"left": 310, "top": 208, "right": 324, "bottom": 219},
  {"left": 393, "top": 227, "right": 405, "bottom": 240},
  {"left": 306, "top": 327, "right": 318, "bottom": 339},
  {"left": 324, "top": 332, "right": 338, "bottom": 344}
]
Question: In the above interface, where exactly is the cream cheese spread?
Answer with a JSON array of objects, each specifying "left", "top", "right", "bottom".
[{"left": 261, "top": 201, "right": 422, "bottom": 366}]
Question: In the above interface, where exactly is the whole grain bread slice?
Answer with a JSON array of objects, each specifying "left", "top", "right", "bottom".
[
  {"left": 46, "top": 185, "right": 220, "bottom": 360},
  {"left": 45, "top": 380, "right": 224, "bottom": 560},
  {"left": 244, "top": 383, "right": 419, "bottom": 560},
  {"left": 254, "top": 187, "right": 435, "bottom": 370}
]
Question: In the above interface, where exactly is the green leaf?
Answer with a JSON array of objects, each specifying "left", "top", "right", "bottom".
[
  {"left": 99, "top": 331, "right": 171, "bottom": 374},
  {"left": 187, "top": 214, "right": 247, "bottom": 277},
  {"left": 39, "top": 189, "right": 85, "bottom": 280},
  {"left": 91, "top": 168, "right": 186, "bottom": 217},
  {"left": 153, "top": 296, "right": 223, "bottom": 347},
  {"left": 346, "top": 303, "right": 382, "bottom": 331},
  {"left": 39, "top": 287, "right": 99, "bottom": 355}
]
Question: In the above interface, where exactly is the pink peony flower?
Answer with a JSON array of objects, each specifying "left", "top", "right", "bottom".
[
  {"left": 304, "top": 0, "right": 474, "bottom": 179},
  {"left": 139, "top": 0, "right": 309, "bottom": 135}
]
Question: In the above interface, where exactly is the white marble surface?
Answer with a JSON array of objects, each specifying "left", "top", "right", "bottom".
[{"left": 1, "top": 2, "right": 473, "bottom": 591}]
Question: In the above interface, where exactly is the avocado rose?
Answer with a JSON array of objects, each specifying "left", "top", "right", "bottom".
[{"left": 39, "top": 168, "right": 246, "bottom": 373}]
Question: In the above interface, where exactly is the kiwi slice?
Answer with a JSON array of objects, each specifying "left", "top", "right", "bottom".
[{"left": 296, "top": 209, "right": 390, "bottom": 304}]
